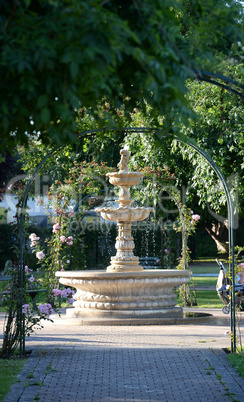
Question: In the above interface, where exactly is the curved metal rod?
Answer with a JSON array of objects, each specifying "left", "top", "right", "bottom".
[
  {"left": 17, "top": 126, "right": 236, "bottom": 354},
  {"left": 176, "top": 135, "right": 236, "bottom": 352}
]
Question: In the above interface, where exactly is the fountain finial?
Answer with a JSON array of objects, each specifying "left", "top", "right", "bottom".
[{"left": 118, "top": 148, "right": 130, "bottom": 172}]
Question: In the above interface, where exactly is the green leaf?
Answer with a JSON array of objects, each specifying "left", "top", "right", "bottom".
[
  {"left": 40, "top": 108, "right": 51, "bottom": 125},
  {"left": 37, "top": 95, "right": 49, "bottom": 109},
  {"left": 70, "top": 62, "right": 79, "bottom": 78}
]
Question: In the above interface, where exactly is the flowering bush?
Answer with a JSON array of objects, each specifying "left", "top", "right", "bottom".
[
  {"left": 52, "top": 287, "right": 75, "bottom": 305},
  {"left": 191, "top": 214, "right": 200, "bottom": 222},
  {"left": 0, "top": 264, "right": 42, "bottom": 307},
  {"left": 21, "top": 302, "right": 55, "bottom": 337}
]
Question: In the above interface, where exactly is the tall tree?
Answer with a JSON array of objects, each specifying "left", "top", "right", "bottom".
[{"left": 0, "top": 0, "right": 243, "bottom": 152}]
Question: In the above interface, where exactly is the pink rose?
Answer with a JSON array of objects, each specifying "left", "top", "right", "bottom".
[
  {"left": 192, "top": 214, "right": 200, "bottom": 221},
  {"left": 36, "top": 251, "right": 45, "bottom": 260},
  {"left": 53, "top": 223, "right": 61, "bottom": 233},
  {"left": 29, "top": 233, "right": 39, "bottom": 241},
  {"left": 60, "top": 235, "right": 66, "bottom": 242}
]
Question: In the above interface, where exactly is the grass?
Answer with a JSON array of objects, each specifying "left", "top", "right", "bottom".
[
  {"left": 190, "top": 265, "right": 219, "bottom": 275},
  {"left": 176, "top": 289, "right": 223, "bottom": 308},
  {"left": 0, "top": 358, "right": 27, "bottom": 402},
  {"left": 191, "top": 277, "right": 217, "bottom": 287},
  {"left": 227, "top": 352, "right": 244, "bottom": 378}
]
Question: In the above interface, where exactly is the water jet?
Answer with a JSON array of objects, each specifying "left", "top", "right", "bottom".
[{"left": 56, "top": 149, "right": 192, "bottom": 324}]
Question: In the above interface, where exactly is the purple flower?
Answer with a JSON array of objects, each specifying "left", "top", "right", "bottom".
[
  {"left": 67, "top": 298, "right": 74, "bottom": 304},
  {"left": 28, "top": 276, "right": 35, "bottom": 283},
  {"left": 52, "top": 289, "right": 63, "bottom": 297},
  {"left": 61, "top": 288, "right": 75, "bottom": 298},
  {"left": 22, "top": 304, "right": 31, "bottom": 314},
  {"left": 38, "top": 303, "right": 54, "bottom": 316},
  {"left": 60, "top": 235, "right": 66, "bottom": 243}
]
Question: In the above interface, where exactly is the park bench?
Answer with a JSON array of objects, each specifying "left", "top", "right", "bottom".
[
  {"left": 0, "top": 273, "right": 46, "bottom": 309},
  {"left": 139, "top": 257, "right": 161, "bottom": 269}
]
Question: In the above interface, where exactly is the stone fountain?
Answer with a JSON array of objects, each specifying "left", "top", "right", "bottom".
[{"left": 56, "top": 148, "right": 192, "bottom": 324}]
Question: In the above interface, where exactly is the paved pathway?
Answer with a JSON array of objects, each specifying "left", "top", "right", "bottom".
[{"left": 1, "top": 308, "right": 244, "bottom": 402}]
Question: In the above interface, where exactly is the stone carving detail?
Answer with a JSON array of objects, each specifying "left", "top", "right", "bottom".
[
  {"left": 56, "top": 148, "right": 192, "bottom": 323},
  {"left": 118, "top": 148, "right": 130, "bottom": 172},
  {"left": 59, "top": 275, "right": 190, "bottom": 312},
  {"left": 95, "top": 149, "right": 154, "bottom": 273}
]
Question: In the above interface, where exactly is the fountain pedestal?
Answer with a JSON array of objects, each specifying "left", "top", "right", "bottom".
[{"left": 56, "top": 148, "right": 192, "bottom": 324}]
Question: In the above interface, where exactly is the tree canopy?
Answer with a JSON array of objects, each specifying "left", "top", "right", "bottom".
[{"left": 1, "top": 0, "right": 243, "bottom": 152}]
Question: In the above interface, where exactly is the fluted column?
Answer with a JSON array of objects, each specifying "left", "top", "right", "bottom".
[{"left": 107, "top": 222, "right": 142, "bottom": 272}]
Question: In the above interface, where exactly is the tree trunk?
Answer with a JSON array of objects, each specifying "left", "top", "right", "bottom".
[{"left": 205, "top": 222, "right": 229, "bottom": 256}]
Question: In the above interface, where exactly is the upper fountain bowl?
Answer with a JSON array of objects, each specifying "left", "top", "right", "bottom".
[
  {"left": 95, "top": 206, "right": 155, "bottom": 222},
  {"left": 106, "top": 171, "right": 144, "bottom": 187}
]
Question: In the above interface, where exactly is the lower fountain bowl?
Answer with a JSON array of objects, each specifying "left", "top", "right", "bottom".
[{"left": 56, "top": 269, "right": 193, "bottom": 324}]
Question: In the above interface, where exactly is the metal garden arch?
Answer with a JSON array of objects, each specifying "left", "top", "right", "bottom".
[{"left": 16, "top": 127, "right": 235, "bottom": 356}]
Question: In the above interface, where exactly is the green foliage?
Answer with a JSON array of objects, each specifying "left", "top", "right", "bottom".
[
  {"left": 0, "top": 0, "right": 243, "bottom": 151},
  {"left": 227, "top": 352, "right": 244, "bottom": 378},
  {"left": 176, "top": 60, "right": 244, "bottom": 218},
  {"left": 0, "top": 224, "right": 16, "bottom": 268},
  {"left": 0, "top": 358, "right": 26, "bottom": 401},
  {"left": 194, "top": 229, "right": 218, "bottom": 258}
]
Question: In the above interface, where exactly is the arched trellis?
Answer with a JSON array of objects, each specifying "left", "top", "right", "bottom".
[{"left": 16, "top": 127, "right": 235, "bottom": 356}]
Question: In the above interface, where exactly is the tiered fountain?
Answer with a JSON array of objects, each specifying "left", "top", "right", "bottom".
[{"left": 56, "top": 149, "right": 192, "bottom": 324}]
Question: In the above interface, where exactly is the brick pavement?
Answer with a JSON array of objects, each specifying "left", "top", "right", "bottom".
[{"left": 2, "top": 309, "right": 244, "bottom": 402}]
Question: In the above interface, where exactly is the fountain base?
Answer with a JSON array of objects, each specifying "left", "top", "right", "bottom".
[{"left": 56, "top": 269, "right": 192, "bottom": 324}]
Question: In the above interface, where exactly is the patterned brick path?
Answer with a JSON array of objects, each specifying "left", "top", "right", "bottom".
[{"left": 2, "top": 308, "right": 244, "bottom": 402}]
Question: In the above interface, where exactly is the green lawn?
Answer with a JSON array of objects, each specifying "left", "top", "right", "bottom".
[
  {"left": 227, "top": 351, "right": 244, "bottom": 378},
  {"left": 189, "top": 265, "right": 220, "bottom": 275},
  {"left": 0, "top": 358, "right": 27, "bottom": 402},
  {"left": 176, "top": 289, "right": 223, "bottom": 308},
  {"left": 191, "top": 277, "right": 217, "bottom": 287}
]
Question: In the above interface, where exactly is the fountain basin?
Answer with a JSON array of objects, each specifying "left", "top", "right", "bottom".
[
  {"left": 56, "top": 269, "right": 192, "bottom": 324},
  {"left": 95, "top": 206, "right": 155, "bottom": 222}
]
